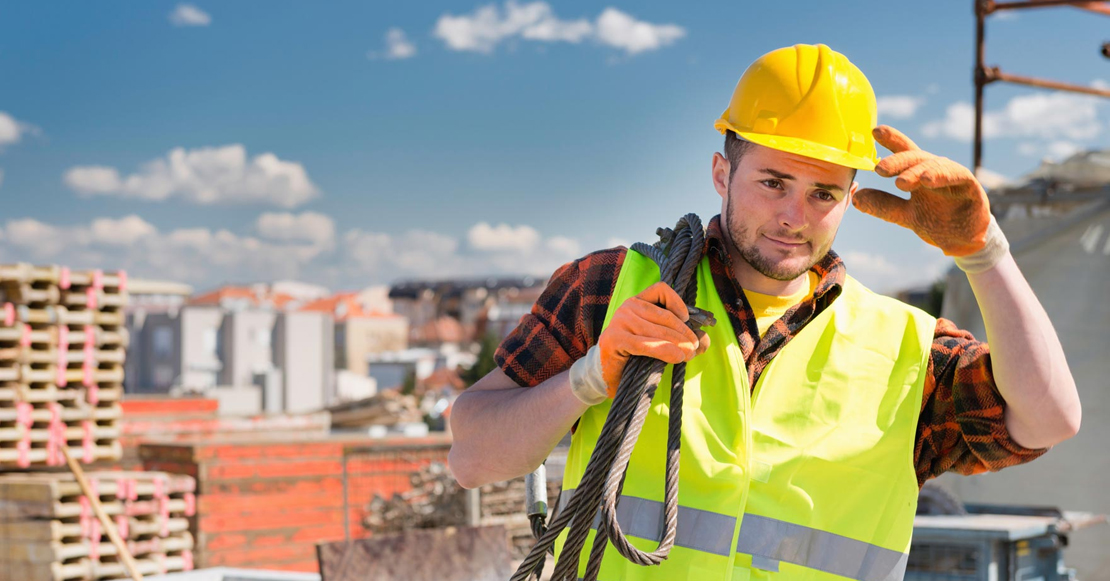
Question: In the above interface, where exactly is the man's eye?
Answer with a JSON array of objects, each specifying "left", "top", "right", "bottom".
[
  {"left": 814, "top": 190, "right": 834, "bottom": 201},
  {"left": 761, "top": 179, "right": 782, "bottom": 190}
]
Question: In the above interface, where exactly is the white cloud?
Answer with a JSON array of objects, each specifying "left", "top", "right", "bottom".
[
  {"left": 170, "top": 4, "right": 211, "bottom": 27},
  {"left": 255, "top": 211, "right": 336, "bottom": 249},
  {"left": 4, "top": 219, "right": 71, "bottom": 258},
  {"left": 545, "top": 235, "right": 580, "bottom": 256},
  {"left": 370, "top": 28, "right": 417, "bottom": 60},
  {"left": 90, "top": 216, "right": 157, "bottom": 246},
  {"left": 974, "top": 167, "right": 1010, "bottom": 190},
  {"left": 345, "top": 228, "right": 461, "bottom": 276},
  {"left": 468, "top": 222, "right": 540, "bottom": 252},
  {"left": 922, "top": 90, "right": 1104, "bottom": 142},
  {"left": 433, "top": 2, "right": 682, "bottom": 55},
  {"left": 1047, "top": 140, "right": 1082, "bottom": 161},
  {"left": 0, "top": 213, "right": 584, "bottom": 291},
  {"left": 842, "top": 250, "right": 951, "bottom": 295},
  {"left": 1016, "top": 139, "right": 1086, "bottom": 162},
  {"left": 0, "top": 112, "right": 39, "bottom": 149},
  {"left": 594, "top": 8, "right": 684, "bottom": 55},
  {"left": 64, "top": 144, "right": 320, "bottom": 208},
  {"left": 876, "top": 95, "right": 925, "bottom": 120}
]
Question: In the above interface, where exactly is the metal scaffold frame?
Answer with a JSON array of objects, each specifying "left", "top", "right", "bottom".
[{"left": 973, "top": 0, "right": 1110, "bottom": 173}]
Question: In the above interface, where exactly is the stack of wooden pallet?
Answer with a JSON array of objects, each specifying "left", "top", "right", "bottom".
[
  {"left": 0, "top": 264, "right": 126, "bottom": 468},
  {"left": 0, "top": 470, "right": 197, "bottom": 580}
]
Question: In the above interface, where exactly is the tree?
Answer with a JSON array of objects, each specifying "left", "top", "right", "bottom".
[{"left": 461, "top": 333, "right": 500, "bottom": 387}]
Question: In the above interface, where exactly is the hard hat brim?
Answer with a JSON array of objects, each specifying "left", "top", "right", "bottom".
[{"left": 715, "top": 121, "right": 878, "bottom": 172}]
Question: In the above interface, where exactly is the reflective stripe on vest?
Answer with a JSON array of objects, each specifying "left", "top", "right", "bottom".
[{"left": 557, "top": 489, "right": 909, "bottom": 581}]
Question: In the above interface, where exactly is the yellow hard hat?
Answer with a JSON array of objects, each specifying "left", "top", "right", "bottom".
[{"left": 714, "top": 44, "right": 879, "bottom": 171}]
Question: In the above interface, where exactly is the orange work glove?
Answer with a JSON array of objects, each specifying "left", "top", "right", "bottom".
[
  {"left": 853, "top": 125, "right": 992, "bottom": 257},
  {"left": 568, "top": 282, "right": 710, "bottom": 405}
]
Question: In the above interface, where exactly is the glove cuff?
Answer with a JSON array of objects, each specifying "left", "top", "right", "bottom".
[
  {"left": 955, "top": 215, "right": 1010, "bottom": 274},
  {"left": 569, "top": 345, "right": 608, "bottom": 406}
]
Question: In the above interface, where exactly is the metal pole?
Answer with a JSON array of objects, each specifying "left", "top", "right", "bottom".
[
  {"left": 990, "top": 0, "right": 1107, "bottom": 11},
  {"left": 987, "top": 68, "right": 1110, "bottom": 97},
  {"left": 974, "top": 0, "right": 989, "bottom": 174}
]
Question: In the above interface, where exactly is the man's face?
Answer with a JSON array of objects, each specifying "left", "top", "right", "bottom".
[{"left": 713, "top": 143, "right": 858, "bottom": 283}]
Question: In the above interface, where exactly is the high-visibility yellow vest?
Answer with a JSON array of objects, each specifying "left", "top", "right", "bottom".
[{"left": 555, "top": 249, "right": 935, "bottom": 580}]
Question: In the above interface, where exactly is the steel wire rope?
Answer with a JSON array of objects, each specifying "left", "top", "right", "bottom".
[{"left": 511, "top": 214, "right": 715, "bottom": 581}]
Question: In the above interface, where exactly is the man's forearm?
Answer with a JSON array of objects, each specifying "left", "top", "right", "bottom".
[
  {"left": 966, "top": 252, "right": 1081, "bottom": 449},
  {"left": 448, "top": 368, "right": 590, "bottom": 488}
]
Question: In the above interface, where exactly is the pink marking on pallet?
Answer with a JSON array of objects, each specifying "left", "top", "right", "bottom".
[
  {"left": 88, "top": 519, "right": 101, "bottom": 561},
  {"left": 184, "top": 492, "right": 196, "bottom": 517},
  {"left": 45, "top": 427, "right": 58, "bottom": 467},
  {"left": 83, "top": 421, "right": 95, "bottom": 463},
  {"left": 86, "top": 286, "right": 98, "bottom": 310},
  {"left": 58, "top": 324, "right": 69, "bottom": 350},
  {"left": 16, "top": 402, "right": 32, "bottom": 427},
  {"left": 158, "top": 553, "right": 167, "bottom": 575},
  {"left": 59, "top": 267, "right": 70, "bottom": 290},
  {"left": 153, "top": 475, "right": 165, "bottom": 499},
  {"left": 21, "top": 324, "right": 32, "bottom": 347},
  {"left": 118, "top": 270, "right": 128, "bottom": 293},
  {"left": 116, "top": 477, "right": 128, "bottom": 500},
  {"left": 3, "top": 303, "right": 12, "bottom": 327},
  {"left": 56, "top": 364, "right": 67, "bottom": 387},
  {"left": 116, "top": 515, "right": 129, "bottom": 540},
  {"left": 92, "top": 269, "right": 104, "bottom": 291},
  {"left": 128, "top": 478, "right": 138, "bottom": 501},
  {"left": 79, "top": 496, "right": 91, "bottom": 528},
  {"left": 16, "top": 436, "right": 30, "bottom": 468},
  {"left": 183, "top": 549, "right": 194, "bottom": 571},
  {"left": 83, "top": 359, "right": 95, "bottom": 388},
  {"left": 87, "top": 382, "right": 99, "bottom": 406},
  {"left": 160, "top": 497, "right": 171, "bottom": 537},
  {"left": 85, "top": 324, "right": 95, "bottom": 345}
]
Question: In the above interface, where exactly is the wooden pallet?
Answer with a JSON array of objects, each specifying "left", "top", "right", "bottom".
[{"left": 0, "top": 469, "right": 195, "bottom": 580}]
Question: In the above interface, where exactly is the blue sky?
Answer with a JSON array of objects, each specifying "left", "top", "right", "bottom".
[{"left": 0, "top": 1, "right": 1107, "bottom": 293}]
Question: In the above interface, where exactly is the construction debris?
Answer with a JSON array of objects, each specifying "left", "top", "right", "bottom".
[
  {"left": 362, "top": 462, "right": 466, "bottom": 533},
  {"left": 326, "top": 390, "right": 422, "bottom": 429},
  {"left": 360, "top": 461, "right": 562, "bottom": 559}
]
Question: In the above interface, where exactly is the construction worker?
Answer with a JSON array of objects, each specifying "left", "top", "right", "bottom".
[{"left": 448, "top": 44, "right": 1081, "bottom": 580}]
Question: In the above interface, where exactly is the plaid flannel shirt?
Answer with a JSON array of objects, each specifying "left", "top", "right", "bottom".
[{"left": 495, "top": 215, "right": 1046, "bottom": 487}]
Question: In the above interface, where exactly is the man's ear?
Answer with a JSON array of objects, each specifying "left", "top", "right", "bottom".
[
  {"left": 847, "top": 180, "right": 859, "bottom": 206},
  {"left": 712, "top": 152, "right": 730, "bottom": 200}
]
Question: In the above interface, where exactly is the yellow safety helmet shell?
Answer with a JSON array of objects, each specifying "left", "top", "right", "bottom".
[{"left": 714, "top": 44, "right": 879, "bottom": 171}]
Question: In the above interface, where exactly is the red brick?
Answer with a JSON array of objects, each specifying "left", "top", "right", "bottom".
[
  {"left": 204, "top": 543, "right": 317, "bottom": 566},
  {"left": 203, "top": 476, "right": 343, "bottom": 496},
  {"left": 198, "top": 506, "right": 343, "bottom": 533},
  {"left": 290, "top": 522, "right": 347, "bottom": 543},
  {"left": 121, "top": 398, "right": 218, "bottom": 416},
  {"left": 205, "top": 459, "right": 341, "bottom": 481},
  {"left": 203, "top": 532, "right": 249, "bottom": 551},
  {"left": 199, "top": 490, "right": 344, "bottom": 514},
  {"left": 272, "top": 560, "right": 320, "bottom": 573}
]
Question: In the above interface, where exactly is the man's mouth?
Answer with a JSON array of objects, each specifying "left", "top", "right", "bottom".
[{"left": 764, "top": 234, "right": 807, "bottom": 248}]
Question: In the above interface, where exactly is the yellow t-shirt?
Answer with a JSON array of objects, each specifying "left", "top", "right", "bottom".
[{"left": 741, "top": 271, "right": 818, "bottom": 337}]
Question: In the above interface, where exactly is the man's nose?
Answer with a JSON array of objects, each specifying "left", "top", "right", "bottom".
[{"left": 777, "top": 194, "right": 807, "bottom": 229}]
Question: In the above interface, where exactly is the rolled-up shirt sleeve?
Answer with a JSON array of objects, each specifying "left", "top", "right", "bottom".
[
  {"left": 914, "top": 317, "right": 1050, "bottom": 486},
  {"left": 494, "top": 248, "right": 625, "bottom": 388}
]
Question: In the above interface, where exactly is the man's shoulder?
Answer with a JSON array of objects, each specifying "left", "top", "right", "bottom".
[{"left": 548, "top": 245, "right": 628, "bottom": 288}]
